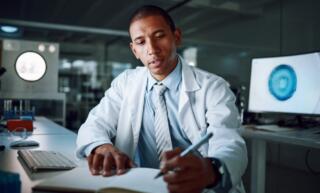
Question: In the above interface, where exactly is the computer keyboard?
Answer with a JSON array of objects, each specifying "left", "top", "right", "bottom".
[{"left": 18, "top": 150, "right": 77, "bottom": 172}]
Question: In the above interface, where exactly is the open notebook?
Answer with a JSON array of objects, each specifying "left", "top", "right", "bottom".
[{"left": 32, "top": 167, "right": 168, "bottom": 193}]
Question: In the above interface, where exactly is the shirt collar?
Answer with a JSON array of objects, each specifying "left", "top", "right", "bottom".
[{"left": 147, "top": 58, "right": 182, "bottom": 92}]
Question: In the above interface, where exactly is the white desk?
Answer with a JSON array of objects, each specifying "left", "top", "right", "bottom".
[
  {"left": 0, "top": 117, "right": 86, "bottom": 193},
  {"left": 240, "top": 125, "right": 320, "bottom": 193},
  {"left": 32, "top": 117, "right": 74, "bottom": 135}
]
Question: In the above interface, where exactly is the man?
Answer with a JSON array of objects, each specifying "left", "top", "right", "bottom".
[{"left": 77, "top": 5, "right": 247, "bottom": 193}]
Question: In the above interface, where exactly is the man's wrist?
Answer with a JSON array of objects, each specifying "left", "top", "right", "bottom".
[
  {"left": 206, "top": 157, "right": 223, "bottom": 188},
  {"left": 92, "top": 143, "right": 115, "bottom": 155}
]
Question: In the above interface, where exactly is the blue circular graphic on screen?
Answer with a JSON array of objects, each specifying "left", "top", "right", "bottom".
[{"left": 268, "top": 64, "right": 297, "bottom": 101}]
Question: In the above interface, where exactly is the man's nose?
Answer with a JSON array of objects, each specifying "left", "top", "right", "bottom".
[{"left": 147, "top": 40, "right": 160, "bottom": 55}]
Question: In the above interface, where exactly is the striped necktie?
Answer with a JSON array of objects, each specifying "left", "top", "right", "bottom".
[{"left": 153, "top": 83, "right": 173, "bottom": 159}]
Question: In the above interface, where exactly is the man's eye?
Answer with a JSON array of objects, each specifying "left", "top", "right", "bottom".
[
  {"left": 155, "top": 33, "right": 165, "bottom": 39},
  {"left": 135, "top": 40, "right": 144, "bottom": 45}
]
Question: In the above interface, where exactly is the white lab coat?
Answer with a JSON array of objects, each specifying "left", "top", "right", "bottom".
[{"left": 76, "top": 57, "right": 247, "bottom": 193}]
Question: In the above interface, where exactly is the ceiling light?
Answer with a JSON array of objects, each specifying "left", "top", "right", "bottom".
[
  {"left": 0, "top": 25, "right": 19, "bottom": 33},
  {"left": 49, "top": 45, "right": 56, "bottom": 53},
  {"left": 38, "top": 44, "right": 45, "bottom": 52}
]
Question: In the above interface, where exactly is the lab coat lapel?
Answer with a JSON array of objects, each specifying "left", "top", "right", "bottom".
[
  {"left": 178, "top": 62, "right": 201, "bottom": 144},
  {"left": 130, "top": 69, "right": 148, "bottom": 150}
]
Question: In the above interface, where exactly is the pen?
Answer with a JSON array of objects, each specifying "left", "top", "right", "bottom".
[{"left": 154, "top": 132, "right": 213, "bottom": 179}]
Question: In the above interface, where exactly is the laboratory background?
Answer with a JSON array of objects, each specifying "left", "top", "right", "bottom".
[{"left": 0, "top": 0, "right": 319, "bottom": 193}]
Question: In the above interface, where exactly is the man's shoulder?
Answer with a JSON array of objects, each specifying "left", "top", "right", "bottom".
[
  {"left": 126, "top": 66, "right": 147, "bottom": 76},
  {"left": 114, "top": 66, "right": 147, "bottom": 81}
]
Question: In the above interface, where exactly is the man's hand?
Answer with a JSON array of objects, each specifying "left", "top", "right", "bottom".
[
  {"left": 160, "top": 148, "right": 219, "bottom": 193},
  {"left": 87, "top": 144, "right": 135, "bottom": 177}
]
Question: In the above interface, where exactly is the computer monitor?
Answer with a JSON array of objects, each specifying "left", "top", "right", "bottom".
[{"left": 248, "top": 52, "right": 320, "bottom": 115}]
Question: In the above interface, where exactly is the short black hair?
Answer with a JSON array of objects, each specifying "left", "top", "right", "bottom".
[{"left": 129, "top": 5, "right": 176, "bottom": 32}]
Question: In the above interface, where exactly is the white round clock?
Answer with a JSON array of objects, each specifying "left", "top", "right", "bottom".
[{"left": 15, "top": 51, "right": 47, "bottom": 81}]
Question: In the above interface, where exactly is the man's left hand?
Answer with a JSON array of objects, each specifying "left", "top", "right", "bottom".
[{"left": 160, "top": 148, "right": 219, "bottom": 193}]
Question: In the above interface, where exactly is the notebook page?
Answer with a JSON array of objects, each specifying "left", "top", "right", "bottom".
[
  {"left": 33, "top": 167, "right": 167, "bottom": 193},
  {"left": 99, "top": 168, "right": 168, "bottom": 193}
]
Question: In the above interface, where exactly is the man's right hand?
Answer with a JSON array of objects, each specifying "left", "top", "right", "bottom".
[{"left": 87, "top": 144, "right": 135, "bottom": 177}]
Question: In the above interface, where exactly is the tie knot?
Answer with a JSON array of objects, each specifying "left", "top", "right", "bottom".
[{"left": 154, "top": 83, "right": 167, "bottom": 96}]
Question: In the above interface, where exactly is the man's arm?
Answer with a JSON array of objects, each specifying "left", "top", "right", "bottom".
[
  {"left": 76, "top": 70, "right": 135, "bottom": 176},
  {"left": 205, "top": 79, "right": 248, "bottom": 188},
  {"left": 161, "top": 78, "right": 247, "bottom": 193},
  {"left": 76, "top": 70, "right": 128, "bottom": 157}
]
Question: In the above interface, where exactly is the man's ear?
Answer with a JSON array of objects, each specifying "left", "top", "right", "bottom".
[
  {"left": 174, "top": 28, "right": 182, "bottom": 46},
  {"left": 130, "top": 42, "right": 139, "bottom": 60}
]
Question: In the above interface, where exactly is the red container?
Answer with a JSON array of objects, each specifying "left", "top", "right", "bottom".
[{"left": 7, "top": 119, "right": 33, "bottom": 132}]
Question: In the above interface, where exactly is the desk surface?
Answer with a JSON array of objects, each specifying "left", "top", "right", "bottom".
[
  {"left": 33, "top": 116, "right": 75, "bottom": 135},
  {"left": 3, "top": 121, "right": 319, "bottom": 193},
  {"left": 240, "top": 125, "right": 320, "bottom": 149},
  {"left": 0, "top": 118, "right": 86, "bottom": 193}
]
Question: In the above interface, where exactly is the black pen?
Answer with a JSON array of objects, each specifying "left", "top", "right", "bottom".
[{"left": 154, "top": 132, "right": 213, "bottom": 179}]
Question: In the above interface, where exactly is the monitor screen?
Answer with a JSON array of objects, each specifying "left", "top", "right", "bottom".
[{"left": 248, "top": 52, "right": 320, "bottom": 115}]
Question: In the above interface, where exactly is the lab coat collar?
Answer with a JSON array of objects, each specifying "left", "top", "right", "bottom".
[
  {"left": 129, "top": 67, "right": 148, "bottom": 151},
  {"left": 179, "top": 56, "right": 201, "bottom": 92},
  {"left": 178, "top": 56, "right": 202, "bottom": 145}
]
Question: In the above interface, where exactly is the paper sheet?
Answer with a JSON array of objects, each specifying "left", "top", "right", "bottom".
[{"left": 33, "top": 167, "right": 168, "bottom": 193}]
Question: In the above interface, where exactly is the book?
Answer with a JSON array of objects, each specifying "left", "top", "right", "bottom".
[{"left": 32, "top": 167, "right": 168, "bottom": 193}]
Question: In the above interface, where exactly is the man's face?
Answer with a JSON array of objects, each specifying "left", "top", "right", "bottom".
[{"left": 129, "top": 15, "right": 181, "bottom": 80}]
